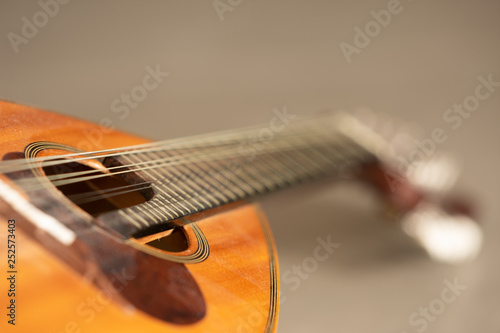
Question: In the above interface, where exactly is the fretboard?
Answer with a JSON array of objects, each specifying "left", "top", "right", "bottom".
[{"left": 103, "top": 113, "right": 382, "bottom": 237}]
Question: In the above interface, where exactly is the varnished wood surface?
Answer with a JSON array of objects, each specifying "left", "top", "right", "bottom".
[{"left": 0, "top": 100, "right": 279, "bottom": 332}]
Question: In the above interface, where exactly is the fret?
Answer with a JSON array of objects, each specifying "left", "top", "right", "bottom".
[
  {"left": 134, "top": 155, "right": 198, "bottom": 215},
  {"left": 305, "top": 126, "right": 369, "bottom": 170},
  {"left": 176, "top": 147, "right": 240, "bottom": 202},
  {"left": 163, "top": 149, "right": 233, "bottom": 207},
  {"left": 192, "top": 142, "right": 259, "bottom": 197},
  {"left": 331, "top": 129, "right": 372, "bottom": 160},
  {"left": 237, "top": 157, "right": 283, "bottom": 193},
  {"left": 234, "top": 136, "right": 307, "bottom": 191},
  {"left": 253, "top": 145, "right": 303, "bottom": 186},
  {"left": 297, "top": 141, "right": 347, "bottom": 176},
  {"left": 325, "top": 141, "right": 369, "bottom": 173},
  {"left": 255, "top": 146, "right": 301, "bottom": 189},
  {"left": 282, "top": 146, "right": 330, "bottom": 178},
  {"left": 238, "top": 155, "right": 286, "bottom": 192},
  {"left": 218, "top": 157, "right": 269, "bottom": 194},
  {"left": 117, "top": 210, "right": 143, "bottom": 229},
  {"left": 111, "top": 174, "right": 161, "bottom": 225},
  {"left": 205, "top": 158, "right": 258, "bottom": 197},
  {"left": 315, "top": 145, "right": 352, "bottom": 174},
  {"left": 140, "top": 151, "right": 207, "bottom": 212},
  {"left": 131, "top": 199, "right": 162, "bottom": 226},
  {"left": 155, "top": 194, "right": 184, "bottom": 217},
  {"left": 297, "top": 128, "right": 347, "bottom": 168},
  {"left": 197, "top": 159, "right": 253, "bottom": 198},
  {"left": 270, "top": 134, "right": 329, "bottom": 179},
  {"left": 234, "top": 136, "right": 298, "bottom": 189},
  {"left": 208, "top": 151, "right": 280, "bottom": 195},
  {"left": 329, "top": 138, "right": 366, "bottom": 160},
  {"left": 143, "top": 200, "right": 172, "bottom": 222},
  {"left": 120, "top": 154, "right": 188, "bottom": 217},
  {"left": 125, "top": 207, "right": 153, "bottom": 227},
  {"left": 288, "top": 133, "right": 345, "bottom": 174},
  {"left": 152, "top": 191, "right": 186, "bottom": 217},
  {"left": 250, "top": 153, "right": 294, "bottom": 188},
  {"left": 273, "top": 147, "right": 319, "bottom": 181},
  {"left": 296, "top": 147, "right": 336, "bottom": 175},
  {"left": 146, "top": 150, "right": 224, "bottom": 208},
  {"left": 136, "top": 205, "right": 162, "bottom": 226},
  {"left": 218, "top": 159, "right": 264, "bottom": 195},
  {"left": 108, "top": 114, "right": 380, "bottom": 232}
]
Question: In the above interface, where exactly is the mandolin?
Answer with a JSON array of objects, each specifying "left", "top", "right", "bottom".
[{"left": 0, "top": 100, "right": 481, "bottom": 332}]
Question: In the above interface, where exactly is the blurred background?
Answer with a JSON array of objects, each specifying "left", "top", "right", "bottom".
[{"left": 1, "top": 1, "right": 499, "bottom": 332}]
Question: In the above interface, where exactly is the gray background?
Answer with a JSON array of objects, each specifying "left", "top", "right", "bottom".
[{"left": 1, "top": 1, "right": 499, "bottom": 332}]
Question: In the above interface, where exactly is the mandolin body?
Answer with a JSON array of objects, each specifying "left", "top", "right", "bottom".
[{"left": 0, "top": 100, "right": 279, "bottom": 333}]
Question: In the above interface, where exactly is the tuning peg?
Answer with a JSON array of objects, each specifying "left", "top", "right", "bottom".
[
  {"left": 401, "top": 202, "right": 482, "bottom": 264},
  {"left": 405, "top": 153, "right": 460, "bottom": 194}
]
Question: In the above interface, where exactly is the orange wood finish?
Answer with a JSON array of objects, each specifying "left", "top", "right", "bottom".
[{"left": 0, "top": 100, "right": 279, "bottom": 332}]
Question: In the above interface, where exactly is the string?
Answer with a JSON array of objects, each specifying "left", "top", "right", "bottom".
[
  {"left": 0, "top": 112, "right": 342, "bottom": 174},
  {"left": 68, "top": 182, "right": 154, "bottom": 205},
  {"left": 14, "top": 138, "right": 349, "bottom": 194},
  {"left": 24, "top": 129, "right": 340, "bottom": 183},
  {"left": 0, "top": 112, "right": 372, "bottom": 213},
  {"left": 11, "top": 128, "right": 351, "bottom": 192},
  {"left": 66, "top": 153, "right": 350, "bottom": 207},
  {"left": 63, "top": 139, "right": 366, "bottom": 208}
]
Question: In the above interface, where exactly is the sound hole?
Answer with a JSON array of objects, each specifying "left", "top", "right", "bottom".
[
  {"left": 143, "top": 227, "right": 189, "bottom": 253},
  {"left": 42, "top": 158, "right": 154, "bottom": 217}
]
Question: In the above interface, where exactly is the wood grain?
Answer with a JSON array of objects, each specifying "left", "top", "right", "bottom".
[{"left": 0, "top": 100, "right": 279, "bottom": 332}]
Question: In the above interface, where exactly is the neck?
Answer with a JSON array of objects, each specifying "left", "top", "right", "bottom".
[{"left": 101, "top": 113, "right": 380, "bottom": 237}]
